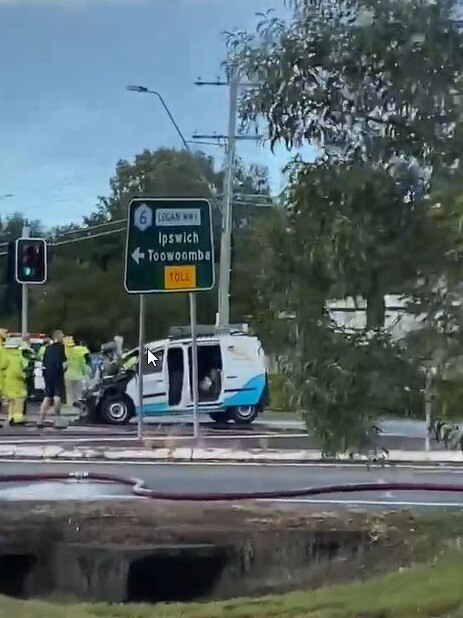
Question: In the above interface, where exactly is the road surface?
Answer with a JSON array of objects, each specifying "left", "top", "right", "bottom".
[
  {"left": 0, "top": 407, "right": 441, "bottom": 451},
  {"left": 0, "top": 460, "right": 463, "bottom": 509}
]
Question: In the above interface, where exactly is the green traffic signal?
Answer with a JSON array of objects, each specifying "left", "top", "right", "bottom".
[{"left": 15, "top": 238, "right": 47, "bottom": 284}]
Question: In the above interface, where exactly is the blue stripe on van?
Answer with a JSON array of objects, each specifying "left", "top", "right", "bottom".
[
  {"left": 139, "top": 403, "right": 168, "bottom": 415},
  {"left": 139, "top": 404, "right": 225, "bottom": 416},
  {"left": 223, "top": 374, "right": 265, "bottom": 408}
]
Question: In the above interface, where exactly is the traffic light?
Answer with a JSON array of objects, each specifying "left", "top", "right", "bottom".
[{"left": 15, "top": 238, "right": 48, "bottom": 284}]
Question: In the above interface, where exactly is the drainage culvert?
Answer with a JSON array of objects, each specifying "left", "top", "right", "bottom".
[
  {"left": 0, "top": 554, "right": 37, "bottom": 598},
  {"left": 0, "top": 501, "right": 450, "bottom": 603}
]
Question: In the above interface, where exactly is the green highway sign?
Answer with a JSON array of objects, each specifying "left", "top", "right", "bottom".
[{"left": 124, "top": 198, "right": 215, "bottom": 294}]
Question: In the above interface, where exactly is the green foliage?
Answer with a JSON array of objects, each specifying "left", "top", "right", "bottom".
[
  {"left": 228, "top": 0, "right": 463, "bottom": 168},
  {"left": 267, "top": 373, "right": 295, "bottom": 412},
  {"left": 403, "top": 188, "right": 463, "bottom": 435},
  {"left": 86, "top": 148, "right": 220, "bottom": 225},
  {"left": 0, "top": 213, "right": 43, "bottom": 242},
  {"left": 281, "top": 321, "right": 421, "bottom": 454},
  {"left": 223, "top": 0, "right": 463, "bottom": 453},
  {"left": 287, "top": 161, "right": 437, "bottom": 327}
]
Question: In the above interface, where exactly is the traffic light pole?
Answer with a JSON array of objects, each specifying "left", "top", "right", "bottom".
[{"left": 21, "top": 225, "right": 30, "bottom": 337}]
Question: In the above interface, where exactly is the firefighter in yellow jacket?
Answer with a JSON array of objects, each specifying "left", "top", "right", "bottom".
[{"left": 2, "top": 341, "right": 28, "bottom": 426}]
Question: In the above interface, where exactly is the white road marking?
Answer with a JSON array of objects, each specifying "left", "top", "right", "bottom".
[
  {"left": 0, "top": 433, "right": 310, "bottom": 446},
  {"left": 0, "top": 458, "right": 463, "bottom": 472},
  {"left": 0, "top": 437, "right": 140, "bottom": 445}
]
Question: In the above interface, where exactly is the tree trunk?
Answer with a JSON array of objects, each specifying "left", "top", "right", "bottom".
[{"left": 366, "top": 275, "right": 386, "bottom": 330}]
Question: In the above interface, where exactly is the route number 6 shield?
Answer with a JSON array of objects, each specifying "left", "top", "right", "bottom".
[{"left": 133, "top": 203, "right": 153, "bottom": 232}]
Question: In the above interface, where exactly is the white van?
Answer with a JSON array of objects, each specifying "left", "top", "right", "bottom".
[{"left": 82, "top": 325, "right": 269, "bottom": 425}]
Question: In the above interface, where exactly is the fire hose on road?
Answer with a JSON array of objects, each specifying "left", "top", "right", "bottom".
[{"left": 0, "top": 471, "right": 463, "bottom": 501}]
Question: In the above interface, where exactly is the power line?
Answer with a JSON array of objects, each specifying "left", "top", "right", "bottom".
[
  {"left": 0, "top": 188, "right": 272, "bottom": 248},
  {"left": 52, "top": 218, "right": 127, "bottom": 239},
  {"left": 0, "top": 226, "right": 126, "bottom": 256},
  {"left": 0, "top": 198, "right": 275, "bottom": 258},
  {"left": 52, "top": 227, "right": 126, "bottom": 247},
  {"left": 0, "top": 218, "right": 126, "bottom": 249},
  {"left": 0, "top": 192, "right": 275, "bottom": 257}
]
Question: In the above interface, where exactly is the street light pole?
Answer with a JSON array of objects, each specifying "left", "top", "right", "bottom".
[
  {"left": 127, "top": 85, "right": 217, "bottom": 198},
  {"left": 126, "top": 85, "right": 191, "bottom": 152}
]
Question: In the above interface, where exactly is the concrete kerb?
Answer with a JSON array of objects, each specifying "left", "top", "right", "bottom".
[{"left": 0, "top": 444, "right": 463, "bottom": 464}]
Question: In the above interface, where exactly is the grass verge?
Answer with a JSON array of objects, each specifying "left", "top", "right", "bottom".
[{"left": 2, "top": 554, "right": 463, "bottom": 618}]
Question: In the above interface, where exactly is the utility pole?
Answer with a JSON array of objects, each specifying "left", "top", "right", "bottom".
[
  {"left": 194, "top": 74, "right": 260, "bottom": 327},
  {"left": 21, "top": 225, "right": 30, "bottom": 337},
  {"left": 218, "top": 74, "right": 239, "bottom": 327}
]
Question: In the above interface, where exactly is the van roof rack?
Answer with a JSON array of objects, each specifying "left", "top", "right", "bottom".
[{"left": 168, "top": 324, "right": 250, "bottom": 339}]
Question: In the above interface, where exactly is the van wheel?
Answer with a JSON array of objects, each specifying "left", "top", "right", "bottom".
[
  {"left": 209, "top": 411, "right": 231, "bottom": 423},
  {"left": 230, "top": 406, "right": 258, "bottom": 425},
  {"left": 100, "top": 396, "right": 134, "bottom": 425}
]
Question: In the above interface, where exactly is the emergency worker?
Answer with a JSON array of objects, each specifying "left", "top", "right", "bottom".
[
  {"left": 64, "top": 336, "right": 89, "bottom": 406},
  {"left": 2, "top": 341, "right": 28, "bottom": 426},
  {"left": 75, "top": 339, "right": 91, "bottom": 378}
]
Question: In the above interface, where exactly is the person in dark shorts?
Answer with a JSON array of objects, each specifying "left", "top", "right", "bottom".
[
  {"left": 20, "top": 334, "right": 35, "bottom": 416},
  {"left": 38, "top": 329, "right": 67, "bottom": 428}
]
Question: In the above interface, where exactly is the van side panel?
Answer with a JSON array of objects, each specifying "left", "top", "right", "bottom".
[{"left": 223, "top": 373, "right": 266, "bottom": 407}]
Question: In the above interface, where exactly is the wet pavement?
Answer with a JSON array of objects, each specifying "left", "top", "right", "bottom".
[{"left": 0, "top": 479, "right": 135, "bottom": 501}]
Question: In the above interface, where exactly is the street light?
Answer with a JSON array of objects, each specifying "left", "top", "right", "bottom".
[
  {"left": 127, "top": 84, "right": 217, "bottom": 198},
  {"left": 126, "top": 85, "right": 191, "bottom": 152}
]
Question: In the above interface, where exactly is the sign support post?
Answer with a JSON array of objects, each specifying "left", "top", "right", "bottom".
[
  {"left": 124, "top": 198, "right": 215, "bottom": 444},
  {"left": 189, "top": 292, "right": 200, "bottom": 440},
  {"left": 137, "top": 294, "right": 146, "bottom": 441}
]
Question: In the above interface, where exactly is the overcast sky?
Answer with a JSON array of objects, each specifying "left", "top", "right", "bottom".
[{"left": 0, "top": 0, "right": 302, "bottom": 227}]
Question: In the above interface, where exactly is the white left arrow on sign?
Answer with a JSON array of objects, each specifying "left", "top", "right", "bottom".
[{"left": 131, "top": 247, "right": 145, "bottom": 265}]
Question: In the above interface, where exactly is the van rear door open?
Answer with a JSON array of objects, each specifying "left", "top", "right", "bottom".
[{"left": 222, "top": 338, "right": 266, "bottom": 409}]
